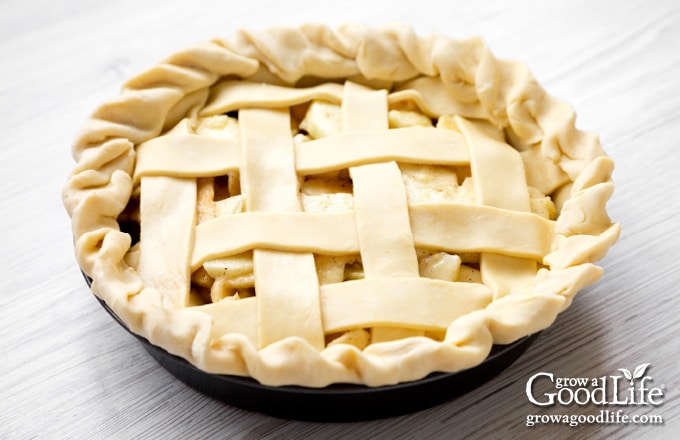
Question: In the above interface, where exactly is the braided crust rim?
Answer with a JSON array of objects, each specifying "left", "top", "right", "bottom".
[{"left": 63, "top": 23, "right": 619, "bottom": 387}]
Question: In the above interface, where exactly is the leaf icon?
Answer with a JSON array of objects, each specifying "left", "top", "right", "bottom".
[
  {"left": 633, "top": 363, "right": 651, "bottom": 380},
  {"left": 618, "top": 368, "right": 632, "bottom": 380}
]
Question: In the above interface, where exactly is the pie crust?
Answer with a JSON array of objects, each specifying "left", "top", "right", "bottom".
[{"left": 63, "top": 23, "right": 619, "bottom": 387}]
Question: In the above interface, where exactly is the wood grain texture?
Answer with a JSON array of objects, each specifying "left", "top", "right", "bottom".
[{"left": 1, "top": 0, "right": 679, "bottom": 438}]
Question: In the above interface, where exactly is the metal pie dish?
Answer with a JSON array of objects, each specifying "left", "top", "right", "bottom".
[{"left": 83, "top": 273, "right": 537, "bottom": 422}]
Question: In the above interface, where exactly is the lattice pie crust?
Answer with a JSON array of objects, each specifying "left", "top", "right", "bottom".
[{"left": 63, "top": 24, "right": 619, "bottom": 387}]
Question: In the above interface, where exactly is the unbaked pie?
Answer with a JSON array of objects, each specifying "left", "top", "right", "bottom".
[{"left": 63, "top": 23, "right": 619, "bottom": 387}]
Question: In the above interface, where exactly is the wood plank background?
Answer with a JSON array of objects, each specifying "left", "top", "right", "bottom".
[{"left": 1, "top": 0, "right": 678, "bottom": 438}]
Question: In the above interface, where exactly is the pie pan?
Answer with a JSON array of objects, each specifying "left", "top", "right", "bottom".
[{"left": 84, "top": 273, "right": 537, "bottom": 421}]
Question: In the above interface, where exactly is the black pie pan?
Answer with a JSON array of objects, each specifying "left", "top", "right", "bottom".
[{"left": 83, "top": 273, "right": 537, "bottom": 421}]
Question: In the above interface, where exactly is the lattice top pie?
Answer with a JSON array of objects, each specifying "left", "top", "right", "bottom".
[{"left": 63, "top": 24, "right": 619, "bottom": 387}]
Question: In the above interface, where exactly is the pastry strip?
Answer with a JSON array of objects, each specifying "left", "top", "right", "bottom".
[
  {"left": 202, "top": 80, "right": 344, "bottom": 115},
  {"left": 239, "top": 108, "right": 301, "bottom": 213},
  {"left": 410, "top": 203, "right": 554, "bottom": 259},
  {"left": 135, "top": 128, "right": 240, "bottom": 181},
  {"left": 350, "top": 163, "right": 420, "bottom": 277},
  {"left": 321, "top": 278, "right": 491, "bottom": 333},
  {"left": 343, "top": 82, "right": 419, "bottom": 278},
  {"left": 342, "top": 81, "right": 422, "bottom": 341},
  {"left": 137, "top": 124, "right": 469, "bottom": 180},
  {"left": 193, "top": 297, "right": 258, "bottom": 345},
  {"left": 341, "top": 82, "right": 388, "bottom": 131},
  {"left": 191, "top": 277, "right": 493, "bottom": 343},
  {"left": 137, "top": 176, "right": 197, "bottom": 307},
  {"left": 455, "top": 116, "right": 537, "bottom": 298},
  {"left": 295, "top": 127, "right": 469, "bottom": 174},
  {"left": 238, "top": 108, "right": 324, "bottom": 350},
  {"left": 190, "top": 205, "right": 553, "bottom": 269},
  {"left": 191, "top": 212, "right": 359, "bottom": 270}
]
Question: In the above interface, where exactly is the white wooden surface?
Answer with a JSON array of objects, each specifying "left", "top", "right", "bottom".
[{"left": 1, "top": 0, "right": 679, "bottom": 438}]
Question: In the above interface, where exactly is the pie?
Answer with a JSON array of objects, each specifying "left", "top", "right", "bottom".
[{"left": 63, "top": 23, "right": 620, "bottom": 387}]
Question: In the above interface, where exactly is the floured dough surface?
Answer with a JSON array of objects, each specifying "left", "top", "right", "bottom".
[{"left": 63, "top": 23, "right": 619, "bottom": 387}]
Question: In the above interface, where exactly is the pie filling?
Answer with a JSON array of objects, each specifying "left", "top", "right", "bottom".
[{"left": 64, "top": 24, "right": 619, "bottom": 387}]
